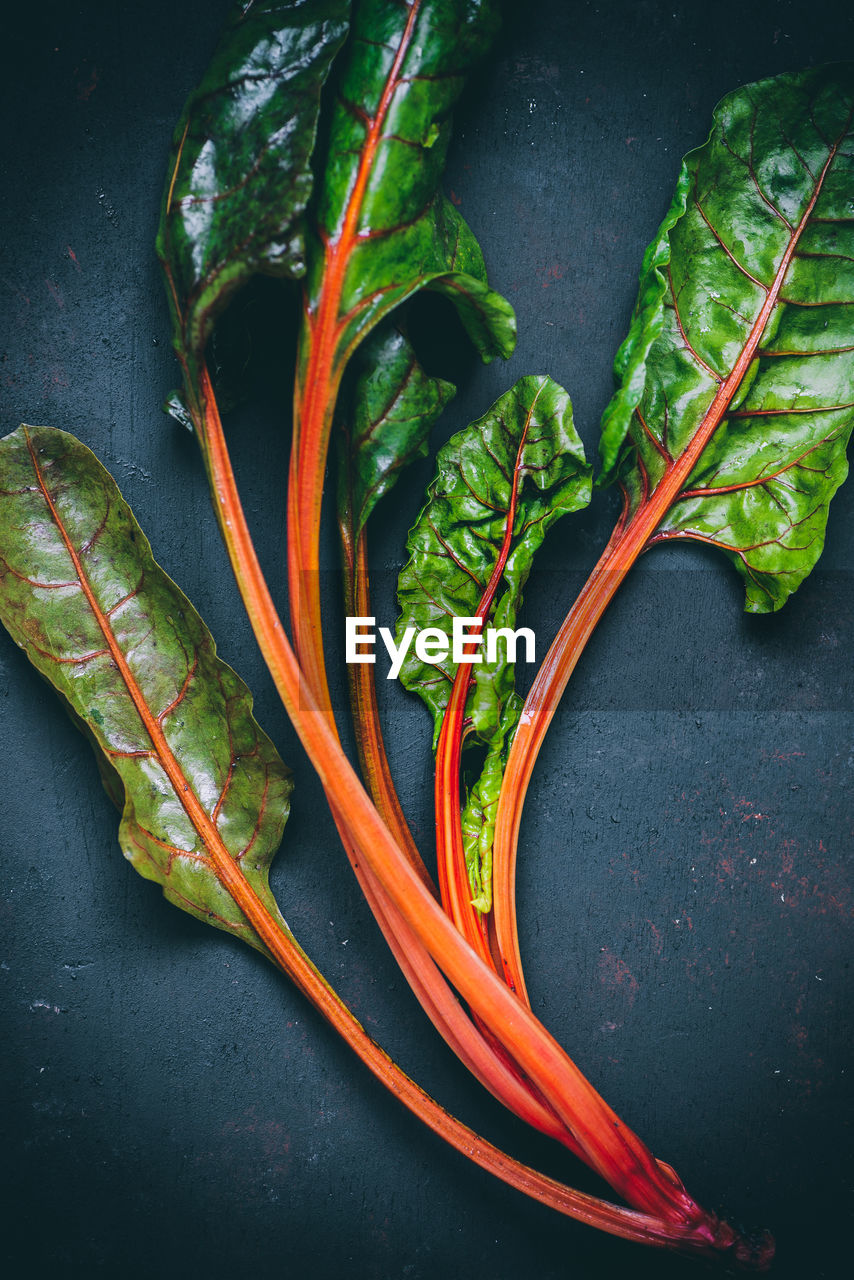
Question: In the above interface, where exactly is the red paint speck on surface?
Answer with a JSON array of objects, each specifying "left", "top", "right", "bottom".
[
  {"left": 67, "top": 247, "right": 81, "bottom": 271},
  {"left": 76, "top": 66, "right": 99, "bottom": 102},
  {"left": 646, "top": 920, "right": 664, "bottom": 955},
  {"left": 538, "top": 262, "right": 565, "bottom": 289},
  {"left": 449, "top": 189, "right": 462, "bottom": 206},
  {"left": 45, "top": 279, "right": 64, "bottom": 309},
  {"left": 760, "top": 748, "right": 806, "bottom": 764},
  {"left": 598, "top": 947, "right": 639, "bottom": 1005}
]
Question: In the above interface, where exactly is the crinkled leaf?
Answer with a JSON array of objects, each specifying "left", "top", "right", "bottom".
[
  {"left": 460, "top": 695, "right": 520, "bottom": 913},
  {"left": 397, "top": 376, "right": 591, "bottom": 745},
  {"left": 600, "top": 63, "right": 854, "bottom": 613},
  {"left": 0, "top": 426, "right": 293, "bottom": 954},
  {"left": 156, "top": 0, "right": 350, "bottom": 410},
  {"left": 396, "top": 376, "right": 590, "bottom": 904},
  {"left": 299, "top": 0, "right": 515, "bottom": 397}
]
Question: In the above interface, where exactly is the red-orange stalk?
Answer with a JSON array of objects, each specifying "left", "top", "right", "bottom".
[
  {"left": 284, "top": 0, "right": 590, "bottom": 1158},
  {"left": 339, "top": 518, "right": 433, "bottom": 887},
  {"left": 196, "top": 365, "right": 746, "bottom": 1236},
  {"left": 434, "top": 394, "right": 539, "bottom": 983},
  {"left": 287, "top": 1, "right": 423, "bottom": 706},
  {"left": 339, "top": 509, "right": 586, "bottom": 1149}
]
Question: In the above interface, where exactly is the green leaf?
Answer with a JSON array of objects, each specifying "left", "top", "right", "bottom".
[
  {"left": 599, "top": 63, "right": 854, "bottom": 613},
  {"left": 0, "top": 426, "right": 293, "bottom": 954},
  {"left": 156, "top": 0, "right": 350, "bottom": 402},
  {"left": 338, "top": 322, "right": 455, "bottom": 538},
  {"left": 397, "top": 376, "right": 591, "bottom": 740},
  {"left": 460, "top": 695, "right": 520, "bottom": 912},
  {"left": 300, "top": 0, "right": 516, "bottom": 392},
  {"left": 396, "top": 377, "right": 591, "bottom": 902}
]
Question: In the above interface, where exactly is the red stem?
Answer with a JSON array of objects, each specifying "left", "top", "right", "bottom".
[
  {"left": 435, "top": 391, "right": 540, "bottom": 984},
  {"left": 197, "top": 366, "right": 708, "bottom": 1226}
]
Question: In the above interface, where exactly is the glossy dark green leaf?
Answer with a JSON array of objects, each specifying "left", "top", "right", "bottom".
[
  {"left": 338, "top": 322, "right": 455, "bottom": 538},
  {"left": 396, "top": 378, "right": 591, "bottom": 904},
  {"left": 0, "top": 426, "right": 293, "bottom": 953},
  {"left": 299, "top": 0, "right": 515, "bottom": 395},
  {"left": 600, "top": 64, "right": 854, "bottom": 612},
  {"left": 156, "top": 0, "right": 350, "bottom": 405}
]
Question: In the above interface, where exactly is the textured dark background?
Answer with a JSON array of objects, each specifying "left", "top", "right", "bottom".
[{"left": 1, "top": 2, "right": 852, "bottom": 1276}]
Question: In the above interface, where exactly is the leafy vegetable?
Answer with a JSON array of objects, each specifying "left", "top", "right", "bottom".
[
  {"left": 156, "top": 0, "right": 592, "bottom": 1183},
  {"left": 0, "top": 424, "right": 292, "bottom": 951},
  {"left": 336, "top": 320, "right": 455, "bottom": 872},
  {"left": 146, "top": 3, "right": 803, "bottom": 1265},
  {"left": 3, "top": 424, "right": 725, "bottom": 1250},
  {"left": 397, "top": 376, "right": 591, "bottom": 741},
  {"left": 157, "top": 0, "right": 350, "bottom": 431},
  {"left": 601, "top": 63, "right": 854, "bottom": 610},
  {"left": 153, "top": 0, "right": 607, "bottom": 1173},
  {"left": 396, "top": 376, "right": 590, "bottom": 953},
  {"left": 338, "top": 322, "right": 456, "bottom": 540},
  {"left": 288, "top": 0, "right": 516, "bottom": 710},
  {"left": 494, "top": 62, "right": 854, "bottom": 997}
]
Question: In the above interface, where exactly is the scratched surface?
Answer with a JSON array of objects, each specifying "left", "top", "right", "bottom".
[{"left": 1, "top": 2, "right": 852, "bottom": 1277}]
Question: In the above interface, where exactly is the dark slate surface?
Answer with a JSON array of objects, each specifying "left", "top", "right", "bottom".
[{"left": 1, "top": 2, "right": 852, "bottom": 1276}]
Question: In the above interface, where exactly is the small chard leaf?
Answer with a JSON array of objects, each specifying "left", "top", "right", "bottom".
[
  {"left": 339, "top": 322, "right": 456, "bottom": 537},
  {"left": 0, "top": 426, "right": 293, "bottom": 954},
  {"left": 340, "top": 186, "right": 518, "bottom": 535},
  {"left": 396, "top": 376, "right": 590, "bottom": 906},
  {"left": 397, "top": 376, "right": 591, "bottom": 744},
  {"left": 460, "top": 696, "right": 520, "bottom": 912},
  {"left": 599, "top": 63, "right": 854, "bottom": 613},
  {"left": 300, "top": 0, "right": 516, "bottom": 402},
  {"left": 157, "top": 0, "right": 350, "bottom": 405}
]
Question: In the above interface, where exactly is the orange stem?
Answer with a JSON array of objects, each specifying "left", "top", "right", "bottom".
[{"left": 197, "top": 365, "right": 705, "bottom": 1226}]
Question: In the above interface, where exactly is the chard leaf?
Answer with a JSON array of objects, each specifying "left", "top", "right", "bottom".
[
  {"left": 396, "top": 377, "right": 591, "bottom": 901},
  {"left": 397, "top": 377, "right": 591, "bottom": 742},
  {"left": 460, "top": 696, "right": 520, "bottom": 912},
  {"left": 156, "top": 0, "right": 350, "bottom": 404},
  {"left": 299, "top": 0, "right": 516, "bottom": 404},
  {"left": 338, "top": 322, "right": 455, "bottom": 538},
  {"left": 600, "top": 63, "right": 854, "bottom": 613},
  {"left": 0, "top": 426, "right": 293, "bottom": 954},
  {"left": 396, "top": 373, "right": 591, "bottom": 906},
  {"left": 340, "top": 179, "right": 518, "bottom": 536}
]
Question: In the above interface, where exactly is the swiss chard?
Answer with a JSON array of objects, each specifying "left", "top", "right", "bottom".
[
  {"left": 156, "top": 0, "right": 350, "bottom": 442},
  {"left": 147, "top": 2, "right": 794, "bottom": 1265},
  {"left": 290, "top": 0, "right": 516, "bottom": 746},
  {"left": 156, "top": 0, "right": 593, "bottom": 1174},
  {"left": 395, "top": 376, "right": 591, "bottom": 970},
  {"left": 0, "top": 423, "right": 692, "bottom": 1248},
  {"left": 14, "top": 1, "right": 849, "bottom": 1268},
  {"left": 336, "top": 320, "right": 455, "bottom": 873},
  {"left": 493, "top": 63, "right": 854, "bottom": 996}
]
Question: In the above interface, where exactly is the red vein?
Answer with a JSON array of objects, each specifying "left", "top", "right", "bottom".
[
  {"left": 729, "top": 400, "right": 854, "bottom": 417},
  {"left": 693, "top": 188, "right": 768, "bottom": 289},
  {"left": 158, "top": 651, "right": 199, "bottom": 724},
  {"left": 677, "top": 435, "right": 834, "bottom": 499},
  {"left": 666, "top": 269, "right": 723, "bottom": 383},
  {"left": 634, "top": 405, "right": 672, "bottom": 463}
]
